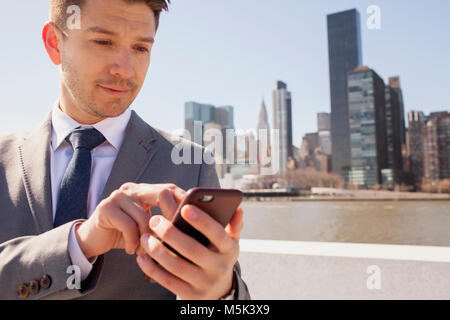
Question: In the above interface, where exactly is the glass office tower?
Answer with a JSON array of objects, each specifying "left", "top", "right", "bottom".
[
  {"left": 347, "top": 66, "right": 387, "bottom": 188},
  {"left": 385, "top": 86, "right": 404, "bottom": 184},
  {"left": 407, "top": 111, "right": 426, "bottom": 186},
  {"left": 327, "top": 8, "right": 363, "bottom": 180},
  {"left": 184, "top": 101, "right": 216, "bottom": 145}
]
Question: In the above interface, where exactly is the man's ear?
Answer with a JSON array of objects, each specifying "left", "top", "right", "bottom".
[{"left": 42, "top": 22, "right": 63, "bottom": 65}]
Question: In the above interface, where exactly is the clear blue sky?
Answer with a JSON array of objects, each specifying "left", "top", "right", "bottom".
[{"left": 1, "top": 1, "right": 449, "bottom": 146}]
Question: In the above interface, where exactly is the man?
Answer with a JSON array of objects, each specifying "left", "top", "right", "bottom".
[{"left": 0, "top": 0, "right": 250, "bottom": 300}]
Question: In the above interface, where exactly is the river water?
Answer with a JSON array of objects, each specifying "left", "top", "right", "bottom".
[{"left": 239, "top": 200, "right": 450, "bottom": 247}]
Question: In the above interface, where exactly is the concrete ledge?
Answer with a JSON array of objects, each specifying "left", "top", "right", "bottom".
[{"left": 238, "top": 239, "right": 450, "bottom": 299}]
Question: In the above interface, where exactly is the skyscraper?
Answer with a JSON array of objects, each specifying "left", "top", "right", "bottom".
[
  {"left": 257, "top": 99, "right": 270, "bottom": 144},
  {"left": 317, "top": 112, "right": 331, "bottom": 132},
  {"left": 407, "top": 111, "right": 425, "bottom": 186},
  {"left": 184, "top": 101, "right": 234, "bottom": 150},
  {"left": 347, "top": 66, "right": 387, "bottom": 188},
  {"left": 272, "top": 81, "right": 293, "bottom": 173},
  {"left": 304, "top": 132, "right": 319, "bottom": 155},
  {"left": 215, "top": 106, "right": 234, "bottom": 129},
  {"left": 317, "top": 112, "right": 332, "bottom": 155},
  {"left": 184, "top": 101, "right": 215, "bottom": 145},
  {"left": 423, "top": 112, "right": 450, "bottom": 183},
  {"left": 385, "top": 85, "right": 404, "bottom": 184},
  {"left": 327, "top": 8, "right": 363, "bottom": 179},
  {"left": 388, "top": 76, "right": 406, "bottom": 145}
]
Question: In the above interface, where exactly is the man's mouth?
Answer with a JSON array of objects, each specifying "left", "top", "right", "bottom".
[{"left": 97, "top": 84, "right": 130, "bottom": 96}]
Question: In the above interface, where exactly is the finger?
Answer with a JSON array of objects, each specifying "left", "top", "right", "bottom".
[
  {"left": 158, "top": 188, "right": 181, "bottom": 220},
  {"left": 147, "top": 215, "right": 215, "bottom": 269},
  {"left": 225, "top": 207, "right": 244, "bottom": 241},
  {"left": 119, "top": 183, "right": 186, "bottom": 207},
  {"left": 116, "top": 193, "right": 152, "bottom": 236},
  {"left": 102, "top": 206, "right": 140, "bottom": 254},
  {"left": 136, "top": 245, "right": 146, "bottom": 256},
  {"left": 180, "top": 205, "right": 236, "bottom": 254},
  {"left": 166, "top": 184, "right": 187, "bottom": 204},
  {"left": 140, "top": 233, "right": 202, "bottom": 285},
  {"left": 136, "top": 183, "right": 186, "bottom": 207},
  {"left": 136, "top": 253, "right": 193, "bottom": 297}
]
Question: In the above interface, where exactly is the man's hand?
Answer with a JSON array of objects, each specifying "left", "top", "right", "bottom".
[
  {"left": 136, "top": 204, "right": 244, "bottom": 300},
  {"left": 75, "top": 183, "right": 186, "bottom": 259}
]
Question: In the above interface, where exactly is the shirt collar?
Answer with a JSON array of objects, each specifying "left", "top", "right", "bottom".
[{"left": 51, "top": 101, "right": 132, "bottom": 151}]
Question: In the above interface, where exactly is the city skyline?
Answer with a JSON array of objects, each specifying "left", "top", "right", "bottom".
[{"left": 0, "top": 1, "right": 449, "bottom": 148}]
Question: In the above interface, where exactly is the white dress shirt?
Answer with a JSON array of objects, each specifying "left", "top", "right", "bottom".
[{"left": 50, "top": 102, "right": 132, "bottom": 280}]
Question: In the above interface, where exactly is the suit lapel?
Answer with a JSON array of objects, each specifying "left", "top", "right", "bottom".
[
  {"left": 18, "top": 110, "right": 159, "bottom": 233},
  {"left": 18, "top": 111, "right": 54, "bottom": 233},
  {"left": 99, "top": 110, "right": 159, "bottom": 201}
]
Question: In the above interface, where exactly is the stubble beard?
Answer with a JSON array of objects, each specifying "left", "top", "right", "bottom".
[{"left": 61, "top": 59, "right": 132, "bottom": 120}]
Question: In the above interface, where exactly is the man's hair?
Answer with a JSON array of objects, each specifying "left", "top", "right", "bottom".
[{"left": 50, "top": 0, "right": 170, "bottom": 31}]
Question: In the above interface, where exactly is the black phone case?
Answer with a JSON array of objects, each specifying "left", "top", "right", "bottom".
[{"left": 146, "top": 188, "right": 243, "bottom": 282}]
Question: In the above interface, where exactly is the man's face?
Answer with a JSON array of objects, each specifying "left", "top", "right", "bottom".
[{"left": 58, "top": 0, "right": 156, "bottom": 120}]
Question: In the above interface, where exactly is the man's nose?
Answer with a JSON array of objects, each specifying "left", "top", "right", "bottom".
[{"left": 109, "top": 49, "right": 135, "bottom": 80}]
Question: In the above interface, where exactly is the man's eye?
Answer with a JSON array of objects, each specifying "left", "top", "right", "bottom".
[
  {"left": 135, "top": 46, "right": 149, "bottom": 53},
  {"left": 94, "top": 40, "right": 112, "bottom": 46}
]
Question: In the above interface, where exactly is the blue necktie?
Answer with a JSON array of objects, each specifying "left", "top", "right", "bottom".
[{"left": 54, "top": 128, "right": 106, "bottom": 227}]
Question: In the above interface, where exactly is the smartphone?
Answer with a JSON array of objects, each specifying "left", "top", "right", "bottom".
[
  {"left": 145, "top": 187, "right": 243, "bottom": 282},
  {"left": 159, "top": 187, "right": 243, "bottom": 263},
  {"left": 170, "top": 187, "right": 243, "bottom": 247}
]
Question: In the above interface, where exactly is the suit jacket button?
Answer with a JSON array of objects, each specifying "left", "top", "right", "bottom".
[
  {"left": 40, "top": 274, "right": 52, "bottom": 289},
  {"left": 17, "top": 283, "right": 30, "bottom": 299},
  {"left": 29, "top": 280, "right": 40, "bottom": 295}
]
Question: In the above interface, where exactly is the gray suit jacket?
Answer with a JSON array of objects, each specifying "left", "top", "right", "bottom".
[{"left": 0, "top": 110, "right": 250, "bottom": 300}]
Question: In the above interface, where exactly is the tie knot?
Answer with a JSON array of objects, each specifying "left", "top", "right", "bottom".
[{"left": 66, "top": 128, "right": 106, "bottom": 151}]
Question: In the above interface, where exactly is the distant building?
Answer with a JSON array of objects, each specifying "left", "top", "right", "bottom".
[
  {"left": 388, "top": 76, "right": 406, "bottom": 145},
  {"left": 297, "top": 134, "right": 330, "bottom": 173},
  {"left": 203, "top": 122, "right": 226, "bottom": 178},
  {"left": 184, "top": 101, "right": 235, "bottom": 178},
  {"left": 318, "top": 130, "right": 332, "bottom": 156},
  {"left": 407, "top": 111, "right": 426, "bottom": 186},
  {"left": 423, "top": 112, "right": 450, "bottom": 183},
  {"left": 317, "top": 113, "right": 332, "bottom": 156},
  {"left": 384, "top": 85, "right": 404, "bottom": 184},
  {"left": 272, "top": 81, "right": 293, "bottom": 173},
  {"left": 304, "top": 132, "right": 319, "bottom": 155},
  {"left": 184, "top": 101, "right": 216, "bottom": 145},
  {"left": 314, "top": 149, "right": 331, "bottom": 173},
  {"left": 347, "top": 66, "right": 387, "bottom": 188},
  {"left": 257, "top": 99, "right": 271, "bottom": 147},
  {"left": 327, "top": 8, "right": 363, "bottom": 179},
  {"left": 317, "top": 112, "right": 331, "bottom": 132},
  {"left": 215, "top": 106, "right": 234, "bottom": 129},
  {"left": 256, "top": 99, "right": 272, "bottom": 173}
]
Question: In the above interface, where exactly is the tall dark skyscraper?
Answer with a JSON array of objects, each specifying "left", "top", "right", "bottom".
[
  {"left": 385, "top": 85, "right": 404, "bottom": 184},
  {"left": 407, "top": 111, "right": 426, "bottom": 187},
  {"left": 327, "top": 8, "right": 363, "bottom": 179},
  {"left": 388, "top": 76, "right": 406, "bottom": 145}
]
